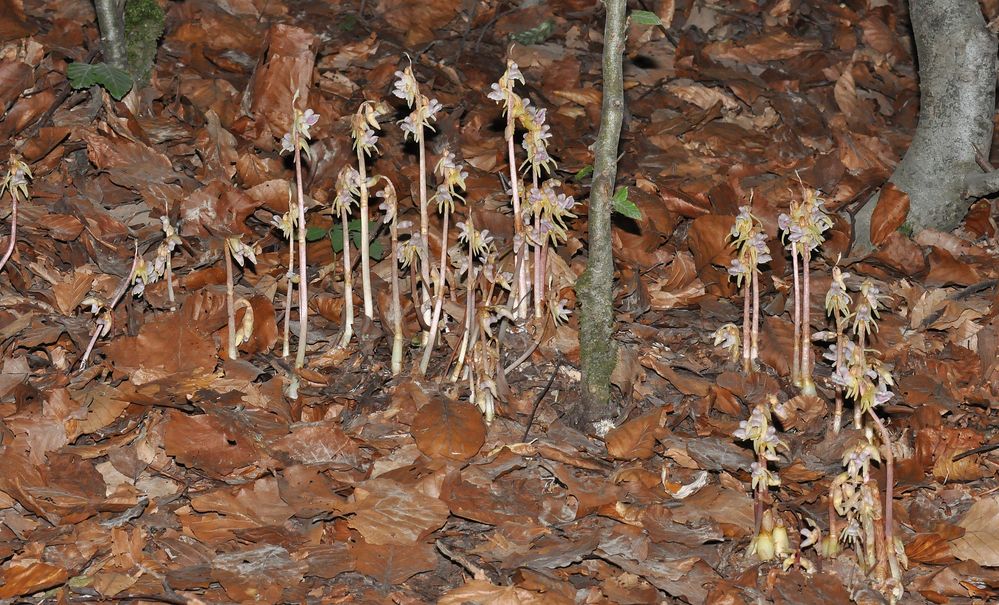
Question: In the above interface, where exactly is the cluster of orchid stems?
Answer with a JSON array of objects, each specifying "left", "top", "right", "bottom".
[
  {"left": 819, "top": 275, "right": 904, "bottom": 600},
  {"left": 489, "top": 59, "right": 572, "bottom": 320},
  {"left": 0, "top": 154, "right": 31, "bottom": 274},
  {"left": 714, "top": 190, "right": 902, "bottom": 599},
  {"left": 393, "top": 61, "right": 442, "bottom": 338},
  {"left": 304, "top": 56, "right": 572, "bottom": 414},
  {"left": 131, "top": 217, "right": 182, "bottom": 306},
  {"left": 279, "top": 92, "right": 320, "bottom": 372},
  {"left": 812, "top": 427, "right": 906, "bottom": 602},
  {"left": 733, "top": 396, "right": 791, "bottom": 564},
  {"left": 778, "top": 188, "right": 832, "bottom": 396},
  {"left": 716, "top": 203, "right": 771, "bottom": 372},
  {"left": 79, "top": 243, "right": 139, "bottom": 370}
]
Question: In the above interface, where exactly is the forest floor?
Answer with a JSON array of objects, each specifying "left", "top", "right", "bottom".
[{"left": 0, "top": 0, "right": 998, "bottom": 603}]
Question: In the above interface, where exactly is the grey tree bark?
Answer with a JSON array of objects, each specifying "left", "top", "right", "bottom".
[
  {"left": 853, "top": 0, "right": 997, "bottom": 253},
  {"left": 94, "top": 0, "right": 127, "bottom": 70},
  {"left": 575, "top": 0, "right": 626, "bottom": 430}
]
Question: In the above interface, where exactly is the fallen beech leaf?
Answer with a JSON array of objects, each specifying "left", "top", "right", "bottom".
[
  {"left": 106, "top": 316, "right": 217, "bottom": 385},
  {"left": 348, "top": 478, "right": 449, "bottom": 545},
  {"left": 869, "top": 230, "right": 927, "bottom": 275},
  {"left": 907, "top": 532, "right": 957, "bottom": 565},
  {"left": 271, "top": 421, "right": 361, "bottom": 468},
  {"left": 64, "top": 382, "right": 131, "bottom": 439},
  {"left": 0, "top": 561, "right": 68, "bottom": 598},
  {"left": 870, "top": 182, "right": 910, "bottom": 247},
  {"left": 411, "top": 396, "right": 486, "bottom": 461},
  {"left": 950, "top": 496, "right": 999, "bottom": 566},
  {"left": 437, "top": 580, "right": 563, "bottom": 605},
  {"left": 605, "top": 407, "right": 665, "bottom": 460},
  {"left": 354, "top": 540, "right": 437, "bottom": 585},
  {"left": 191, "top": 476, "right": 294, "bottom": 526},
  {"left": 925, "top": 246, "right": 981, "bottom": 287},
  {"left": 212, "top": 545, "right": 305, "bottom": 604},
  {"left": 377, "top": 0, "right": 459, "bottom": 46},
  {"left": 162, "top": 409, "right": 260, "bottom": 479}
]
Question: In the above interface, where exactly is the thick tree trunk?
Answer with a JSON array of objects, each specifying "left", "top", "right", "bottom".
[
  {"left": 853, "top": 0, "right": 997, "bottom": 253},
  {"left": 575, "top": 0, "right": 626, "bottom": 431}
]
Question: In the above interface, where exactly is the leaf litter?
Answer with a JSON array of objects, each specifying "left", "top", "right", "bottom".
[{"left": 0, "top": 0, "right": 998, "bottom": 603}]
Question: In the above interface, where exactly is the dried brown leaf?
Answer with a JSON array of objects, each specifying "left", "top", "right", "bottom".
[
  {"left": 348, "top": 478, "right": 449, "bottom": 545},
  {"left": 106, "top": 316, "right": 217, "bottom": 385},
  {"left": 411, "top": 396, "right": 486, "bottom": 462},
  {"left": 162, "top": 409, "right": 260, "bottom": 479},
  {"left": 870, "top": 183, "right": 910, "bottom": 247},
  {"left": 0, "top": 561, "right": 67, "bottom": 599},
  {"left": 354, "top": 540, "right": 437, "bottom": 585},
  {"left": 605, "top": 407, "right": 666, "bottom": 460},
  {"left": 950, "top": 496, "right": 999, "bottom": 566}
]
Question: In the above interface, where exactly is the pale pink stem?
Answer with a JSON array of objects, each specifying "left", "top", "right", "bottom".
[
  {"left": 79, "top": 245, "right": 139, "bottom": 370},
  {"left": 751, "top": 264, "right": 760, "bottom": 365},
  {"left": 801, "top": 248, "right": 812, "bottom": 387},
  {"left": 506, "top": 96, "right": 526, "bottom": 318},
  {"left": 0, "top": 195, "right": 17, "bottom": 273},
  {"left": 855, "top": 329, "right": 866, "bottom": 429},
  {"left": 868, "top": 409, "right": 895, "bottom": 568},
  {"left": 166, "top": 255, "right": 175, "bottom": 312},
  {"left": 832, "top": 318, "right": 844, "bottom": 434},
  {"left": 420, "top": 212, "right": 450, "bottom": 375},
  {"left": 791, "top": 243, "right": 801, "bottom": 386},
  {"left": 532, "top": 172, "right": 542, "bottom": 318},
  {"left": 742, "top": 279, "right": 751, "bottom": 374},
  {"left": 358, "top": 147, "right": 373, "bottom": 318},
  {"left": 293, "top": 132, "right": 309, "bottom": 369},
  {"left": 282, "top": 222, "right": 294, "bottom": 358},
  {"left": 225, "top": 241, "right": 237, "bottom": 360},
  {"left": 389, "top": 214, "right": 402, "bottom": 375},
  {"left": 339, "top": 208, "right": 354, "bottom": 348},
  {"left": 451, "top": 244, "right": 476, "bottom": 383}
]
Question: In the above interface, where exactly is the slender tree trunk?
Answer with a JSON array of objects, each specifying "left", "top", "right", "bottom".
[
  {"left": 853, "top": 0, "right": 996, "bottom": 253},
  {"left": 94, "top": 0, "right": 127, "bottom": 69},
  {"left": 576, "top": 0, "right": 626, "bottom": 430}
]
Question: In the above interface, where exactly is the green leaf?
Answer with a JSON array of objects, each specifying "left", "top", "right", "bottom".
[
  {"left": 573, "top": 165, "right": 594, "bottom": 181},
  {"left": 510, "top": 19, "right": 554, "bottom": 45},
  {"left": 612, "top": 187, "right": 642, "bottom": 220},
  {"left": 66, "top": 62, "right": 133, "bottom": 100},
  {"left": 339, "top": 13, "right": 358, "bottom": 31},
  {"left": 305, "top": 226, "right": 329, "bottom": 242},
  {"left": 631, "top": 10, "right": 663, "bottom": 26},
  {"left": 330, "top": 227, "right": 345, "bottom": 252}
]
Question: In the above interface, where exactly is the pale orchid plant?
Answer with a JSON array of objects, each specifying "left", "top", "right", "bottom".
[
  {"left": 0, "top": 155, "right": 31, "bottom": 274},
  {"left": 279, "top": 93, "right": 319, "bottom": 370}
]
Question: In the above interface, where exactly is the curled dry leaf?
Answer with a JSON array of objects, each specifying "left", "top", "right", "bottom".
[
  {"left": 906, "top": 531, "right": 958, "bottom": 565},
  {"left": 605, "top": 407, "right": 667, "bottom": 460},
  {"left": 925, "top": 246, "right": 982, "bottom": 287},
  {"left": 870, "top": 182, "right": 910, "bottom": 247}
]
